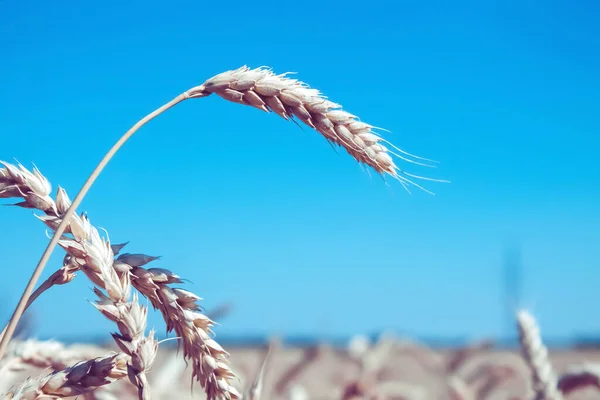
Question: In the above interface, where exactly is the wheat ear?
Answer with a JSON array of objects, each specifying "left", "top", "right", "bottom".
[
  {"left": 84, "top": 236, "right": 158, "bottom": 400},
  {"left": 128, "top": 263, "right": 240, "bottom": 399},
  {"left": 0, "top": 66, "right": 442, "bottom": 363},
  {"left": 2, "top": 353, "right": 128, "bottom": 399},
  {"left": 516, "top": 310, "right": 563, "bottom": 400},
  {"left": 49, "top": 210, "right": 158, "bottom": 400},
  {"left": 188, "top": 66, "right": 444, "bottom": 193}
]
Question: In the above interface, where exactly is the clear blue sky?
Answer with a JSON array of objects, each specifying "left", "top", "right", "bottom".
[{"left": 1, "top": 0, "right": 599, "bottom": 343}]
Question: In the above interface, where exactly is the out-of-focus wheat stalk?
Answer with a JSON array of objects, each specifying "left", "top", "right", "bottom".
[
  {"left": 447, "top": 375, "right": 474, "bottom": 400},
  {"left": 206, "top": 303, "right": 234, "bottom": 322},
  {"left": 472, "top": 364, "right": 517, "bottom": 399},
  {"left": 342, "top": 332, "right": 428, "bottom": 400},
  {"left": 0, "top": 340, "right": 104, "bottom": 377},
  {"left": 516, "top": 310, "right": 563, "bottom": 400},
  {"left": 151, "top": 353, "right": 187, "bottom": 399},
  {"left": 274, "top": 345, "right": 323, "bottom": 395},
  {"left": 245, "top": 344, "right": 273, "bottom": 400},
  {"left": 446, "top": 340, "right": 494, "bottom": 374},
  {"left": 394, "top": 338, "right": 445, "bottom": 373},
  {"left": 1, "top": 65, "right": 444, "bottom": 361}
]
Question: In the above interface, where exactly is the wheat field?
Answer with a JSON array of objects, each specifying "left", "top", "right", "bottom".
[{"left": 2, "top": 332, "right": 600, "bottom": 399}]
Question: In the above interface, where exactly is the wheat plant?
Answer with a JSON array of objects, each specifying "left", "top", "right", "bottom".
[{"left": 0, "top": 66, "right": 443, "bottom": 399}]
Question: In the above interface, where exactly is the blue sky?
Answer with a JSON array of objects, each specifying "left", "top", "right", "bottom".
[{"left": 1, "top": 0, "right": 599, "bottom": 344}]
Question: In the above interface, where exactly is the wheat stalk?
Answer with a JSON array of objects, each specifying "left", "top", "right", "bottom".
[
  {"left": 516, "top": 310, "right": 563, "bottom": 400},
  {"left": 0, "top": 66, "right": 443, "bottom": 381}
]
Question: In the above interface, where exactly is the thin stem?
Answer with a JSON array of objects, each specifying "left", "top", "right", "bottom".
[
  {"left": 0, "top": 92, "right": 190, "bottom": 358},
  {"left": 0, "top": 268, "right": 68, "bottom": 340}
]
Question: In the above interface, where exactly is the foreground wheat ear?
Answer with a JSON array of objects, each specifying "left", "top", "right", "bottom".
[
  {"left": 0, "top": 65, "right": 446, "bottom": 361},
  {"left": 187, "top": 66, "right": 444, "bottom": 192}
]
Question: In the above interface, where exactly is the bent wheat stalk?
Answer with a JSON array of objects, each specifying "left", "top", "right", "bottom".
[{"left": 0, "top": 66, "right": 443, "bottom": 363}]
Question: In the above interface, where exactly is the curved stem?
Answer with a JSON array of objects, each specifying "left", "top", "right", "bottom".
[
  {"left": 0, "top": 267, "right": 74, "bottom": 340},
  {"left": 0, "top": 92, "right": 190, "bottom": 358}
]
